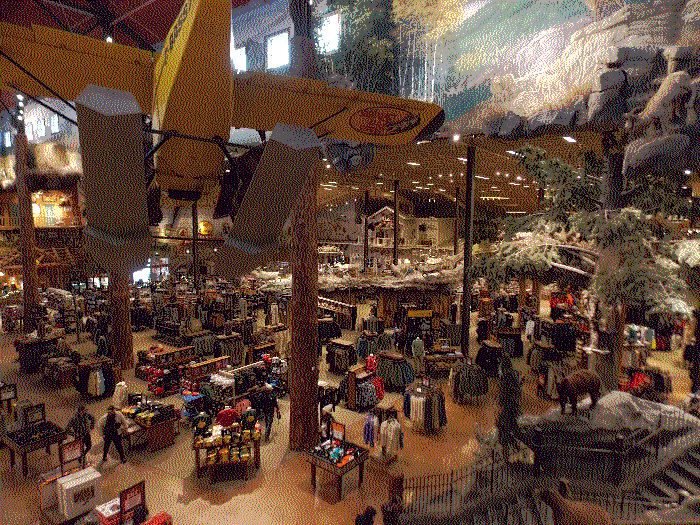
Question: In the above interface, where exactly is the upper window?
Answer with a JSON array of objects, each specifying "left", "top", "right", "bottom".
[
  {"left": 36, "top": 118, "right": 46, "bottom": 138},
  {"left": 3, "top": 131, "right": 11, "bottom": 148},
  {"left": 25, "top": 122, "right": 34, "bottom": 142},
  {"left": 267, "top": 30, "right": 290, "bottom": 70},
  {"left": 318, "top": 13, "right": 341, "bottom": 54},
  {"left": 232, "top": 46, "right": 247, "bottom": 72},
  {"left": 50, "top": 114, "right": 60, "bottom": 134}
]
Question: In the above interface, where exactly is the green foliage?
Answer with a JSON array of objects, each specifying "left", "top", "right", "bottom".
[{"left": 318, "top": 0, "right": 398, "bottom": 94}]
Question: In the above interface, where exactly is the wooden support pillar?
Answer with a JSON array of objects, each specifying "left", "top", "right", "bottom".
[
  {"left": 518, "top": 278, "right": 527, "bottom": 327},
  {"left": 460, "top": 145, "right": 476, "bottom": 357},
  {"left": 191, "top": 201, "right": 199, "bottom": 292},
  {"left": 109, "top": 271, "right": 133, "bottom": 369},
  {"left": 15, "top": 130, "right": 40, "bottom": 333},
  {"left": 454, "top": 186, "right": 460, "bottom": 255},
  {"left": 393, "top": 180, "right": 399, "bottom": 265},
  {"left": 363, "top": 190, "right": 369, "bottom": 274},
  {"left": 288, "top": 166, "right": 319, "bottom": 451}
]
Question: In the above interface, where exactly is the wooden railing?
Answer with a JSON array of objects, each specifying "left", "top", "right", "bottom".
[{"left": 0, "top": 215, "right": 83, "bottom": 229}]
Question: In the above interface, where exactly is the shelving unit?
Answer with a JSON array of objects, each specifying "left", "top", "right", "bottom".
[{"left": 183, "top": 356, "right": 231, "bottom": 382}]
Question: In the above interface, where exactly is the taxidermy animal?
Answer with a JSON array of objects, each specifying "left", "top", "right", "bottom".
[
  {"left": 538, "top": 478, "right": 612, "bottom": 525},
  {"left": 555, "top": 369, "right": 601, "bottom": 415},
  {"left": 624, "top": 70, "right": 695, "bottom": 136}
]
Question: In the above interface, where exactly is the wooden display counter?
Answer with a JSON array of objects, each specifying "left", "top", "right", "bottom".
[
  {"left": 125, "top": 418, "right": 177, "bottom": 453},
  {"left": 304, "top": 445, "right": 369, "bottom": 502},
  {"left": 424, "top": 350, "right": 465, "bottom": 378},
  {"left": 327, "top": 338, "right": 356, "bottom": 374},
  {"left": 182, "top": 356, "right": 230, "bottom": 382},
  {"left": 15, "top": 332, "right": 63, "bottom": 373}
]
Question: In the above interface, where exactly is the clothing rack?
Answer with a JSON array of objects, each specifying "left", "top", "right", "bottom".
[
  {"left": 450, "top": 359, "right": 488, "bottom": 405},
  {"left": 403, "top": 381, "right": 446, "bottom": 434}
]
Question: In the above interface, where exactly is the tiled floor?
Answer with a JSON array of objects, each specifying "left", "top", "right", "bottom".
[{"left": 4, "top": 318, "right": 687, "bottom": 525}]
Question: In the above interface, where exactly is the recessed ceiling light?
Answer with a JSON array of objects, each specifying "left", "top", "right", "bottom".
[
  {"left": 412, "top": 181, "right": 420, "bottom": 184},
  {"left": 328, "top": 181, "right": 337, "bottom": 184},
  {"left": 407, "top": 161, "right": 420, "bottom": 166},
  {"left": 438, "top": 174, "right": 442, "bottom": 178},
  {"left": 685, "top": 170, "right": 693, "bottom": 175},
  {"left": 428, "top": 176, "right": 432, "bottom": 180},
  {"left": 496, "top": 172, "right": 501, "bottom": 175},
  {"left": 438, "top": 188, "right": 446, "bottom": 192},
  {"left": 16, "top": 94, "right": 23, "bottom": 101},
  {"left": 460, "top": 173, "right": 464, "bottom": 177},
  {"left": 449, "top": 173, "right": 453, "bottom": 177},
  {"left": 453, "top": 134, "right": 460, "bottom": 141},
  {"left": 326, "top": 164, "right": 331, "bottom": 169},
  {"left": 376, "top": 181, "right": 383, "bottom": 185},
  {"left": 563, "top": 136, "right": 577, "bottom": 143},
  {"left": 322, "top": 157, "right": 327, "bottom": 161},
  {"left": 213, "top": 247, "right": 218, "bottom": 252},
  {"left": 351, "top": 186, "right": 359, "bottom": 190},
  {"left": 505, "top": 173, "right": 509, "bottom": 178},
  {"left": 508, "top": 182, "right": 520, "bottom": 186},
  {"left": 475, "top": 176, "right": 489, "bottom": 180},
  {"left": 506, "top": 150, "right": 516, "bottom": 155},
  {"left": 105, "top": 35, "right": 113, "bottom": 43},
  {"left": 457, "top": 157, "right": 468, "bottom": 162},
  {"left": 516, "top": 176, "right": 522, "bottom": 181}
]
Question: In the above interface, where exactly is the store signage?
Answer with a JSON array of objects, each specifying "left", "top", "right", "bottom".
[
  {"left": 0, "top": 383, "right": 17, "bottom": 401},
  {"left": 120, "top": 480, "right": 145, "bottom": 525},
  {"left": 349, "top": 107, "right": 420, "bottom": 136},
  {"left": 407, "top": 310, "right": 432, "bottom": 318}
]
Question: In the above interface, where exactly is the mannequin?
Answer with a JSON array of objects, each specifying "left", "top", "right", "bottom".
[
  {"left": 319, "top": 405, "right": 335, "bottom": 439},
  {"left": 112, "top": 381, "right": 129, "bottom": 409}
]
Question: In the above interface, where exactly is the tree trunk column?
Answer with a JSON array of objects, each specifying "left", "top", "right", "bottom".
[
  {"left": 363, "top": 190, "right": 370, "bottom": 274},
  {"left": 15, "top": 131, "right": 40, "bottom": 334},
  {"left": 454, "top": 187, "right": 460, "bottom": 255},
  {"left": 109, "top": 271, "right": 133, "bottom": 369},
  {"left": 460, "top": 146, "right": 476, "bottom": 357},
  {"left": 289, "top": 169, "right": 319, "bottom": 451},
  {"left": 192, "top": 200, "right": 199, "bottom": 292},
  {"left": 393, "top": 180, "right": 399, "bottom": 265}
]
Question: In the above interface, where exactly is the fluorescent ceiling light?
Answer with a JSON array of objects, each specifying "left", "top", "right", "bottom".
[
  {"left": 523, "top": 185, "right": 530, "bottom": 188},
  {"left": 323, "top": 187, "right": 334, "bottom": 190},
  {"left": 457, "top": 157, "right": 468, "bottom": 162},
  {"left": 563, "top": 136, "right": 577, "bottom": 143},
  {"left": 438, "top": 188, "right": 446, "bottom": 192},
  {"left": 427, "top": 183, "right": 434, "bottom": 186},
  {"left": 682, "top": 186, "right": 689, "bottom": 189},
  {"left": 491, "top": 186, "right": 498, "bottom": 189},
  {"left": 508, "top": 182, "right": 520, "bottom": 185},
  {"left": 506, "top": 150, "right": 516, "bottom": 155},
  {"left": 376, "top": 181, "right": 383, "bottom": 185},
  {"left": 412, "top": 181, "right": 420, "bottom": 184},
  {"left": 506, "top": 211, "right": 526, "bottom": 214},
  {"left": 328, "top": 181, "right": 337, "bottom": 184},
  {"left": 417, "top": 140, "right": 429, "bottom": 145},
  {"left": 475, "top": 175, "right": 489, "bottom": 180},
  {"left": 407, "top": 162, "right": 420, "bottom": 166}
]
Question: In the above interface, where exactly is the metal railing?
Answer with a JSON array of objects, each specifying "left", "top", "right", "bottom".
[{"left": 399, "top": 407, "right": 700, "bottom": 521}]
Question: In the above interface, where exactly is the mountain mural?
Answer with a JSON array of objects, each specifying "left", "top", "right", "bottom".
[{"left": 404, "top": 0, "right": 700, "bottom": 133}]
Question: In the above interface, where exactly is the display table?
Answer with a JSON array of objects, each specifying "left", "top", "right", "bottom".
[
  {"left": 193, "top": 436, "right": 261, "bottom": 480},
  {"left": 327, "top": 338, "right": 356, "bottom": 374},
  {"left": 496, "top": 329, "right": 523, "bottom": 357},
  {"left": 39, "top": 505, "right": 90, "bottom": 525},
  {"left": 424, "top": 350, "right": 465, "bottom": 378},
  {"left": 304, "top": 444, "right": 369, "bottom": 501},
  {"left": 3, "top": 421, "right": 66, "bottom": 477},
  {"left": 376, "top": 352, "right": 414, "bottom": 391},
  {"left": 125, "top": 418, "right": 177, "bottom": 453},
  {"left": 15, "top": 332, "right": 63, "bottom": 373}
]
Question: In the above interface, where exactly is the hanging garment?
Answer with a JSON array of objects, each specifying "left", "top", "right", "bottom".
[
  {"left": 366, "top": 355, "right": 377, "bottom": 373},
  {"left": 377, "top": 333, "right": 392, "bottom": 353},
  {"left": 370, "top": 376, "right": 385, "bottom": 401},
  {"left": 525, "top": 320, "right": 535, "bottom": 340},
  {"left": 363, "top": 415, "right": 378, "bottom": 447},
  {"left": 357, "top": 337, "right": 369, "bottom": 360},
  {"left": 356, "top": 381, "right": 378, "bottom": 408},
  {"left": 380, "top": 419, "right": 403, "bottom": 458},
  {"left": 270, "top": 303, "right": 279, "bottom": 325}
]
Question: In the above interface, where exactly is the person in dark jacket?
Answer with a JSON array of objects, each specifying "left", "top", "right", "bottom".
[
  {"left": 97, "top": 405, "right": 127, "bottom": 463},
  {"left": 65, "top": 405, "right": 95, "bottom": 457},
  {"left": 259, "top": 385, "right": 281, "bottom": 441},
  {"left": 355, "top": 507, "right": 377, "bottom": 525}
]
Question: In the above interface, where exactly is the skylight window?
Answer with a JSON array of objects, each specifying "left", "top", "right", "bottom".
[
  {"left": 267, "top": 31, "right": 290, "bottom": 69},
  {"left": 231, "top": 46, "right": 247, "bottom": 72},
  {"left": 317, "top": 13, "right": 340, "bottom": 54}
]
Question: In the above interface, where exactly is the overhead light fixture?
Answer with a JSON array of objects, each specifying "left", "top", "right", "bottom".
[
  {"left": 427, "top": 183, "right": 434, "bottom": 186},
  {"left": 453, "top": 134, "right": 460, "bottom": 141},
  {"left": 508, "top": 182, "right": 520, "bottom": 186},
  {"left": 225, "top": 168, "right": 230, "bottom": 173},
  {"left": 457, "top": 157, "right": 468, "bottom": 162},
  {"left": 18, "top": 101, "right": 24, "bottom": 108},
  {"left": 563, "top": 136, "right": 577, "bottom": 143},
  {"left": 506, "top": 150, "right": 516, "bottom": 155},
  {"left": 506, "top": 211, "right": 526, "bottom": 214},
  {"left": 326, "top": 164, "right": 331, "bottom": 169},
  {"left": 496, "top": 172, "right": 501, "bottom": 176},
  {"left": 328, "top": 181, "right": 337, "bottom": 184},
  {"left": 460, "top": 173, "right": 464, "bottom": 177},
  {"left": 491, "top": 186, "right": 498, "bottom": 189},
  {"left": 351, "top": 186, "right": 359, "bottom": 190},
  {"left": 412, "top": 181, "right": 420, "bottom": 184},
  {"left": 105, "top": 35, "right": 113, "bottom": 43},
  {"left": 682, "top": 185, "right": 689, "bottom": 189},
  {"left": 322, "top": 187, "right": 334, "bottom": 191},
  {"left": 428, "top": 176, "right": 432, "bottom": 180},
  {"left": 504, "top": 173, "right": 509, "bottom": 178},
  {"left": 516, "top": 176, "right": 522, "bottom": 181},
  {"left": 417, "top": 140, "right": 429, "bottom": 145},
  {"left": 475, "top": 176, "right": 489, "bottom": 180},
  {"left": 438, "top": 174, "right": 442, "bottom": 178},
  {"left": 523, "top": 185, "right": 530, "bottom": 188},
  {"left": 16, "top": 94, "right": 23, "bottom": 101},
  {"left": 213, "top": 247, "right": 218, "bottom": 252},
  {"left": 407, "top": 161, "right": 420, "bottom": 166},
  {"left": 438, "top": 188, "right": 446, "bottom": 192},
  {"left": 376, "top": 181, "right": 383, "bottom": 185},
  {"left": 16, "top": 115, "right": 22, "bottom": 121},
  {"left": 685, "top": 169, "right": 693, "bottom": 175}
]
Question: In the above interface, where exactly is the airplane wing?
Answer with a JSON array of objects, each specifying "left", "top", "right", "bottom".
[
  {"left": 0, "top": 23, "right": 155, "bottom": 113},
  {"left": 231, "top": 72, "right": 445, "bottom": 146}
]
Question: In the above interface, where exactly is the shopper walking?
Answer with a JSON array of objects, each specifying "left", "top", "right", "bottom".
[
  {"left": 97, "top": 405, "right": 127, "bottom": 464},
  {"left": 260, "top": 385, "right": 281, "bottom": 441},
  {"left": 65, "top": 405, "right": 95, "bottom": 457}
]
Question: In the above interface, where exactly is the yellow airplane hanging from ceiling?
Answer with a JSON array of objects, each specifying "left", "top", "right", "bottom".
[{"left": 0, "top": 0, "right": 444, "bottom": 199}]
